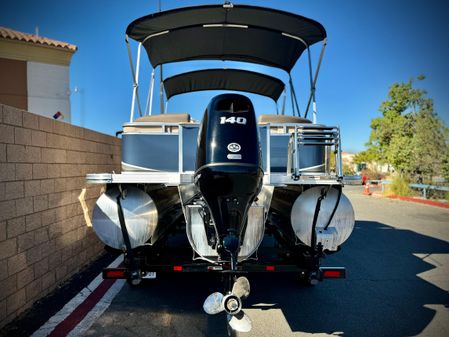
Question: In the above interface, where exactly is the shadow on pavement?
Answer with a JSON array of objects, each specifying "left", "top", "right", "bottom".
[
  {"left": 247, "top": 220, "right": 449, "bottom": 336},
  {"left": 85, "top": 220, "right": 449, "bottom": 337}
]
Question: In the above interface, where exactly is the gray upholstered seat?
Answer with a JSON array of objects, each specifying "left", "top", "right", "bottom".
[
  {"left": 123, "top": 113, "right": 192, "bottom": 133},
  {"left": 258, "top": 114, "right": 311, "bottom": 124},
  {"left": 134, "top": 113, "right": 191, "bottom": 123}
]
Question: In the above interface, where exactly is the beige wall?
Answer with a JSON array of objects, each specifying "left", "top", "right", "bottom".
[
  {"left": 0, "top": 39, "right": 75, "bottom": 66},
  {"left": 0, "top": 104, "right": 121, "bottom": 327}
]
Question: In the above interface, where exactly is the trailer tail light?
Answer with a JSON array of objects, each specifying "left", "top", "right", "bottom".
[
  {"left": 173, "top": 265, "right": 183, "bottom": 271},
  {"left": 321, "top": 267, "right": 346, "bottom": 279},
  {"left": 266, "top": 265, "right": 275, "bottom": 271},
  {"left": 103, "top": 268, "right": 126, "bottom": 279}
]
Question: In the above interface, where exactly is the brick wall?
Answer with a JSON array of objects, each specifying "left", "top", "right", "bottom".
[{"left": 0, "top": 104, "right": 121, "bottom": 327}]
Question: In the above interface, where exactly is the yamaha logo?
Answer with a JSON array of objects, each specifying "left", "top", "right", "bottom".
[{"left": 227, "top": 143, "right": 241, "bottom": 153}]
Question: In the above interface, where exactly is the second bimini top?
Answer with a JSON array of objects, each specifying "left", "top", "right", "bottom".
[
  {"left": 163, "top": 69, "right": 285, "bottom": 101},
  {"left": 126, "top": 4, "right": 327, "bottom": 72}
]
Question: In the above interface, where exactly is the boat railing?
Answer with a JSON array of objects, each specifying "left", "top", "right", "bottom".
[
  {"left": 87, "top": 122, "right": 342, "bottom": 186},
  {"left": 288, "top": 124, "right": 341, "bottom": 180}
]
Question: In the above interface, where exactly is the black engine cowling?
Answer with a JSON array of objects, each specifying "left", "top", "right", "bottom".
[{"left": 195, "top": 94, "right": 263, "bottom": 259}]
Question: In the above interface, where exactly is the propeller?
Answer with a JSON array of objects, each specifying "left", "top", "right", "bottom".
[
  {"left": 203, "top": 292, "right": 224, "bottom": 315},
  {"left": 228, "top": 311, "right": 252, "bottom": 332},
  {"left": 203, "top": 276, "right": 252, "bottom": 332},
  {"left": 232, "top": 275, "right": 250, "bottom": 299}
]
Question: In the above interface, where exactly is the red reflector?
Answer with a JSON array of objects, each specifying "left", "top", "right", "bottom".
[
  {"left": 266, "top": 265, "right": 275, "bottom": 271},
  {"left": 173, "top": 266, "right": 183, "bottom": 271},
  {"left": 323, "top": 270, "right": 343, "bottom": 278},
  {"left": 104, "top": 270, "right": 126, "bottom": 278}
]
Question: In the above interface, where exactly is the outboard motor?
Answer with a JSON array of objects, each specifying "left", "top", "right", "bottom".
[{"left": 195, "top": 94, "right": 263, "bottom": 267}]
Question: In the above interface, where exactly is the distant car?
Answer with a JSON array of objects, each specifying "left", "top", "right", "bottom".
[{"left": 343, "top": 175, "right": 362, "bottom": 185}]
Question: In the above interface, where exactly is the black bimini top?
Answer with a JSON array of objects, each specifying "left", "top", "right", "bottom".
[
  {"left": 126, "top": 4, "right": 326, "bottom": 72},
  {"left": 163, "top": 69, "right": 285, "bottom": 101}
]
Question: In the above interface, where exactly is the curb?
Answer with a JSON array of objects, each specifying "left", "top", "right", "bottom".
[
  {"left": 0, "top": 251, "right": 120, "bottom": 337},
  {"left": 365, "top": 192, "right": 449, "bottom": 209},
  {"left": 30, "top": 256, "right": 125, "bottom": 337},
  {"left": 387, "top": 195, "right": 449, "bottom": 209}
]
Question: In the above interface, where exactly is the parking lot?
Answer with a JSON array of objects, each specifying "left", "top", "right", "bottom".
[{"left": 4, "top": 186, "right": 449, "bottom": 337}]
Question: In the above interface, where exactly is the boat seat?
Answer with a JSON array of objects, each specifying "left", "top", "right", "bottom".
[
  {"left": 134, "top": 113, "right": 191, "bottom": 123},
  {"left": 123, "top": 113, "right": 191, "bottom": 133},
  {"left": 258, "top": 114, "right": 312, "bottom": 134},
  {"left": 258, "top": 114, "right": 311, "bottom": 124}
]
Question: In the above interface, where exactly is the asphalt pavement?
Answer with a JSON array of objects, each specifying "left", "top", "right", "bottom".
[{"left": 82, "top": 186, "right": 449, "bottom": 337}]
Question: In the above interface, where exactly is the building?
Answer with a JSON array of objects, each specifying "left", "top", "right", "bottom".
[
  {"left": 0, "top": 27, "right": 77, "bottom": 122},
  {"left": 341, "top": 152, "right": 358, "bottom": 173},
  {"left": 343, "top": 151, "right": 393, "bottom": 175}
]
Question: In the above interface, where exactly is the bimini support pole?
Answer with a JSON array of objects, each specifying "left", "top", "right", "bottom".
[
  {"left": 306, "top": 46, "right": 315, "bottom": 123},
  {"left": 289, "top": 77, "right": 296, "bottom": 117},
  {"left": 305, "top": 38, "right": 327, "bottom": 123},
  {"left": 126, "top": 36, "right": 143, "bottom": 121},
  {"left": 282, "top": 32, "right": 309, "bottom": 119},
  {"left": 289, "top": 74, "right": 301, "bottom": 117},
  {"left": 159, "top": 65, "right": 165, "bottom": 114},
  {"left": 140, "top": 30, "right": 169, "bottom": 116},
  {"left": 158, "top": 0, "right": 165, "bottom": 114},
  {"left": 146, "top": 68, "right": 155, "bottom": 115},
  {"left": 281, "top": 89, "right": 286, "bottom": 115}
]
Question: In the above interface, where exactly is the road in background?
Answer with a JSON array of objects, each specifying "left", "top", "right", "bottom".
[{"left": 79, "top": 186, "right": 449, "bottom": 336}]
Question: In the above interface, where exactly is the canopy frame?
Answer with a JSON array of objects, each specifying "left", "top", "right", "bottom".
[{"left": 125, "top": 3, "right": 327, "bottom": 123}]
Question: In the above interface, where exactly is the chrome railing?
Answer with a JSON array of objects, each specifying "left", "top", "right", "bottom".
[{"left": 288, "top": 124, "right": 342, "bottom": 180}]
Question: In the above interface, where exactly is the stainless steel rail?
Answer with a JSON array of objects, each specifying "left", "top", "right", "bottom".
[{"left": 289, "top": 124, "right": 342, "bottom": 180}]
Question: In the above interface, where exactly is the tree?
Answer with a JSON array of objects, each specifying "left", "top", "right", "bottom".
[
  {"left": 343, "top": 163, "right": 355, "bottom": 176},
  {"left": 353, "top": 147, "right": 377, "bottom": 164},
  {"left": 410, "top": 101, "right": 449, "bottom": 178},
  {"left": 358, "top": 77, "right": 449, "bottom": 181},
  {"left": 442, "top": 150, "right": 449, "bottom": 182}
]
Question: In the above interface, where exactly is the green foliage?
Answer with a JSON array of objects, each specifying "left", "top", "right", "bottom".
[
  {"left": 410, "top": 105, "right": 449, "bottom": 178},
  {"left": 343, "top": 163, "right": 355, "bottom": 176},
  {"left": 362, "top": 77, "right": 449, "bottom": 181},
  {"left": 361, "top": 168, "right": 384, "bottom": 180},
  {"left": 353, "top": 148, "right": 376, "bottom": 164},
  {"left": 442, "top": 150, "right": 449, "bottom": 182},
  {"left": 329, "top": 150, "right": 336, "bottom": 172},
  {"left": 390, "top": 175, "right": 412, "bottom": 197}
]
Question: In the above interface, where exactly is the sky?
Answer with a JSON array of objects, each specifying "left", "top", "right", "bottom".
[{"left": 1, "top": 0, "right": 448, "bottom": 152}]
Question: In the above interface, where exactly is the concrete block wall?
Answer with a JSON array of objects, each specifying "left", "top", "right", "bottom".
[{"left": 0, "top": 104, "right": 121, "bottom": 327}]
